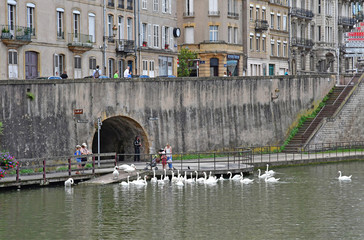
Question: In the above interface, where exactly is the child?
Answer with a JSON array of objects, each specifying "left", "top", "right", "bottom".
[{"left": 74, "top": 145, "right": 82, "bottom": 174}]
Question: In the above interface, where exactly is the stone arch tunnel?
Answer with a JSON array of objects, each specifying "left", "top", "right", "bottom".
[{"left": 91, "top": 116, "right": 149, "bottom": 161}]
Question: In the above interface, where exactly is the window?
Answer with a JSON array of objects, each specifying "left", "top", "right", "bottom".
[
  {"left": 142, "top": 23, "right": 147, "bottom": 45},
  {"left": 127, "top": 0, "right": 133, "bottom": 10},
  {"left": 283, "top": 43, "right": 287, "bottom": 57},
  {"left": 262, "top": 9, "right": 266, "bottom": 20},
  {"left": 310, "top": 55, "right": 315, "bottom": 71},
  {"left": 318, "top": 26, "right": 321, "bottom": 41},
  {"left": 56, "top": 8, "right": 64, "bottom": 39},
  {"left": 186, "top": 0, "right": 193, "bottom": 16},
  {"left": 75, "top": 56, "right": 81, "bottom": 69},
  {"left": 262, "top": 37, "right": 266, "bottom": 52},
  {"left": 73, "top": 11, "right": 80, "bottom": 37},
  {"left": 108, "top": 0, "right": 115, "bottom": 7},
  {"left": 277, "top": 42, "right": 281, "bottom": 57},
  {"left": 283, "top": 15, "right": 287, "bottom": 31},
  {"left": 8, "top": 49, "right": 18, "bottom": 79},
  {"left": 209, "top": 0, "right": 218, "bottom": 15},
  {"left": 108, "top": 14, "right": 114, "bottom": 38},
  {"left": 27, "top": 3, "right": 35, "bottom": 36},
  {"left": 277, "top": 15, "right": 281, "bottom": 30},
  {"left": 153, "top": 0, "right": 159, "bottom": 11},
  {"left": 143, "top": 60, "right": 148, "bottom": 75},
  {"left": 153, "top": 25, "right": 159, "bottom": 47},
  {"left": 89, "top": 13, "right": 96, "bottom": 42},
  {"left": 118, "top": 16, "right": 124, "bottom": 40},
  {"left": 162, "top": 0, "right": 170, "bottom": 13},
  {"left": 185, "top": 26, "right": 194, "bottom": 44},
  {"left": 54, "top": 54, "right": 65, "bottom": 76},
  {"left": 108, "top": 58, "right": 115, "bottom": 78},
  {"left": 127, "top": 18, "right": 132, "bottom": 40},
  {"left": 142, "top": 0, "right": 147, "bottom": 9},
  {"left": 301, "top": 55, "right": 306, "bottom": 70},
  {"left": 8, "top": 3, "right": 16, "bottom": 32},
  {"left": 270, "top": 13, "right": 274, "bottom": 29},
  {"left": 228, "top": 27, "right": 232, "bottom": 43},
  {"left": 228, "top": 0, "right": 236, "bottom": 14},
  {"left": 256, "top": 8, "right": 259, "bottom": 20},
  {"left": 250, "top": 36, "right": 253, "bottom": 50},
  {"left": 118, "top": 0, "right": 124, "bottom": 8},
  {"left": 209, "top": 25, "right": 218, "bottom": 42},
  {"left": 250, "top": 7, "right": 253, "bottom": 21},
  {"left": 89, "top": 57, "right": 96, "bottom": 70},
  {"left": 162, "top": 26, "right": 169, "bottom": 48},
  {"left": 118, "top": 59, "right": 124, "bottom": 75},
  {"left": 149, "top": 60, "right": 155, "bottom": 77},
  {"left": 256, "top": 36, "right": 260, "bottom": 51},
  {"left": 318, "top": 0, "right": 321, "bottom": 14},
  {"left": 271, "top": 41, "right": 274, "bottom": 56},
  {"left": 234, "top": 27, "right": 238, "bottom": 44}
]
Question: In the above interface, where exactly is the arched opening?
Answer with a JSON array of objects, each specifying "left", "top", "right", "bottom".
[{"left": 91, "top": 116, "right": 149, "bottom": 162}]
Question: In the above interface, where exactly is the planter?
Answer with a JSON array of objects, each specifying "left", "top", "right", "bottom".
[
  {"left": 1, "top": 32, "right": 12, "bottom": 39},
  {"left": 164, "top": 44, "right": 169, "bottom": 49},
  {"left": 143, "top": 41, "right": 147, "bottom": 47}
]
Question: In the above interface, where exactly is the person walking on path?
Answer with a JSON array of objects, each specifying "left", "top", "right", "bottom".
[
  {"left": 74, "top": 145, "right": 82, "bottom": 174},
  {"left": 159, "top": 148, "right": 167, "bottom": 169},
  {"left": 93, "top": 65, "right": 101, "bottom": 78},
  {"left": 124, "top": 66, "right": 131, "bottom": 78},
  {"left": 113, "top": 70, "right": 119, "bottom": 78},
  {"left": 80, "top": 143, "right": 92, "bottom": 173},
  {"left": 61, "top": 71, "right": 68, "bottom": 79},
  {"left": 134, "top": 136, "right": 142, "bottom": 162},
  {"left": 165, "top": 143, "right": 172, "bottom": 170}
]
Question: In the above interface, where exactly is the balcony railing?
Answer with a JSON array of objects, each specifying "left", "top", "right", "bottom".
[
  {"left": 291, "top": 7, "right": 314, "bottom": 20},
  {"left": 269, "top": 0, "right": 288, "bottom": 6},
  {"left": 116, "top": 39, "right": 134, "bottom": 53},
  {"left": 68, "top": 33, "right": 93, "bottom": 47},
  {"left": 291, "top": 37, "right": 314, "bottom": 48},
  {"left": 57, "top": 31, "right": 64, "bottom": 39},
  {"left": 227, "top": 12, "right": 239, "bottom": 18},
  {"left": 208, "top": 11, "right": 220, "bottom": 16},
  {"left": 354, "top": 12, "right": 363, "bottom": 22},
  {"left": 338, "top": 16, "right": 356, "bottom": 27},
  {"left": 0, "top": 25, "right": 32, "bottom": 41},
  {"left": 183, "top": 12, "right": 195, "bottom": 17},
  {"left": 255, "top": 20, "right": 269, "bottom": 31}
]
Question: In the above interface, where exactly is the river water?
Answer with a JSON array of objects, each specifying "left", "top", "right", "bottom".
[{"left": 1, "top": 162, "right": 364, "bottom": 240}]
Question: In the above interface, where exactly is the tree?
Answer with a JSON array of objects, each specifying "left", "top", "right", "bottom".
[{"left": 177, "top": 47, "right": 198, "bottom": 77}]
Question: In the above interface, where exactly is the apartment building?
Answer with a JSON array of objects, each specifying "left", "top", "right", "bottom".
[
  {"left": 177, "top": 0, "right": 244, "bottom": 77},
  {"left": 0, "top": 0, "right": 178, "bottom": 79},
  {"left": 290, "top": 0, "right": 356, "bottom": 75},
  {"left": 243, "top": 0, "right": 289, "bottom": 76}
]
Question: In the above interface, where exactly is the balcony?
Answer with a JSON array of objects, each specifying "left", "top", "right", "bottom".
[
  {"left": 354, "top": 12, "right": 364, "bottom": 22},
  {"left": 291, "top": 7, "right": 314, "bottom": 20},
  {"left": 0, "top": 25, "right": 32, "bottom": 47},
  {"left": 338, "top": 16, "right": 356, "bottom": 27},
  {"left": 227, "top": 12, "right": 239, "bottom": 18},
  {"left": 183, "top": 12, "right": 195, "bottom": 17},
  {"left": 291, "top": 37, "right": 314, "bottom": 48},
  {"left": 255, "top": 20, "right": 269, "bottom": 31},
  {"left": 269, "top": 0, "right": 288, "bottom": 6},
  {"left": 67, "top": 33, "right": 93, "bottom": 54},
  {"left": 116, "top": 39, "right": 134, "bottom": 54},
  {"left": 208, "top": 11, "right": 220, "bottom": 16}
]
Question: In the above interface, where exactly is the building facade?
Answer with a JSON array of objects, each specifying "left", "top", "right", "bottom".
[
  {"left": 0, "top": 0, "right": 178, "bottom": 80},
  {"left": 243, "top": 0, "right": 289, "bottom": 76},
  {"left": 177, "top": 0, "right": 244, "bottom": 77}
]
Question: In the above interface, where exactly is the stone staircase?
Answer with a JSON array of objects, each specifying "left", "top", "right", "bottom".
[{"left": 283, "top": 75, "right": 361, "bottom": 152}]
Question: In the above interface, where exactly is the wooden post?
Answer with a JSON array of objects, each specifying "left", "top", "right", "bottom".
[
  {"left": 43, "top": 159, "right": 46, "bottom": 183},
  {"left": 68, "top": 158, "right": 71, "bottom": 176}
]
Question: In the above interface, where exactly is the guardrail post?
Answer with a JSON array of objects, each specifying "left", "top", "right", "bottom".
[
  {"left": 43, "top": 159, "right": 46, "bottom": 183},
  {"left": 68, "top": 158, "right": 71, "bottom": 176},
  {"left": 92, "top": 156, "right": 95, "bottom": 175},
  {"left": 16, "top": 163, "right": 20, "bottom": 182}
]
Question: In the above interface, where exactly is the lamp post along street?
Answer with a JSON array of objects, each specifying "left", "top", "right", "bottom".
[{"left": 97, "top": 117, "right": 102, "bottom": 167}]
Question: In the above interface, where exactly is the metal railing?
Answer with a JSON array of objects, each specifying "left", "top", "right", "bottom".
[
  {"left": 0, "top": 25, "right": 32, "bottom": 41},
  {"left": 67, "top": 33, "right": 93, "bottom": 47},
  {"left": 291, "top": 7, "right": 314, "bottom": 19},
  {"left": 255, "top": 20, "right": 269, "bottom": 31},
  {"left": 291, "top": 37, "right": 314, "bottom": 48},
  {"left": 116, "top": 39, "right": 134, "bottom": 53},
  {"left": 208, "top": 11, "right": 220, "bottom": 16},
  {"left": 227, "top": 12, "right": 239, "bottom": 18},
  {"left": 338, "top": 16, "right": 356, "bottom": 26},
  {"left": 183, "top": 12, "right": 195, "bottom": 17}
]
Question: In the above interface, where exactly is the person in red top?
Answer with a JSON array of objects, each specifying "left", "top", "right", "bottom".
[{"left": 80, "top": 143, "right": 92, "bottom": 172}]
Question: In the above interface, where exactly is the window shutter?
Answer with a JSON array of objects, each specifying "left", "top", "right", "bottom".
[
  {"left": 162, "top": 0, "right": 165, "bottom": 13},
  {"left": 148, "top": 24, "right": 151, "bottom": 46},
  {"left": 162, "top": 26, "right": 165, "bottom": 49},
  {"left": 169, "top": 0, "right": 171, "bottom": 14}
]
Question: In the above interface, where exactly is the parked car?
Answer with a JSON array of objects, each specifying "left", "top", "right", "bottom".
[
  {"left": 159, "top": 75, "right": 176, "bottom": 78},
  {"left": 48, "top": 76, "right": 62, "bottom": 80}
]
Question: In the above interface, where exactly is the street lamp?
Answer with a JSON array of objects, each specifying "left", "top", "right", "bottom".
[{"left": 97, "top": 117, "right": 102, "bottom": 167}]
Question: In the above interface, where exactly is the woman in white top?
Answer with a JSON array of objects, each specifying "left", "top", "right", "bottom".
[{"left": 165, "top": 143, "right": 172, "bottom": 170}]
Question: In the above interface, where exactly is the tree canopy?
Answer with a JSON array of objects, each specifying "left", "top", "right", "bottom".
[{"left": 177, "top": 48, "right": 198, "bottom": 77}]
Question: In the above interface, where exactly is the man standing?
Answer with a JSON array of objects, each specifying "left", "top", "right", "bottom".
[
  {"left": 133, "top": 136, "right": 142, "bottom": 162},
  {"left": 80, "top": 143, "right": 92, "bottom": 172},
  {"left": 60, "top": 71, "right": 68, "bottom": 79},
  {"left": 124, "top": 66, "right": 130, "bottom": 78}
]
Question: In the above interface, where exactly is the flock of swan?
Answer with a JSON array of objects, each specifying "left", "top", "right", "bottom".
[{"left": 64, "top": 164, "right": 353, "bottom": 188}]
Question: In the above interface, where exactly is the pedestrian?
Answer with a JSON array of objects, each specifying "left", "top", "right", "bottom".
[
  {"left": 164, "top": 143, "right": 172, "bottom": 170},
  {"left": 93, "top": 65, "right": 101, "bottom": 78},
  {"left": 74, "top": 145, "right": 82, "bottom": 174},
  {"left": 124, "top": 66, "right": 131, "bottom": 78},
  {"left": 133, "top": 136, "right": 142, "bottom": 162},
  {"left": 61, "top": 71, "right": 68, "bottom": 79},
  {"left": 113, "top": 70, "right": 119, "bottom": 78},
  {"left": 80, "top": 143, "right": 92, "bottom": 172},
  {"left": 159, "top": 148, "right": 167, "bottom": 169}
]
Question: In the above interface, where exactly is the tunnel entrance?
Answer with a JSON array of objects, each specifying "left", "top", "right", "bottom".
[{"left": 91, "top": 116, "right": 149, "bottom": 162}]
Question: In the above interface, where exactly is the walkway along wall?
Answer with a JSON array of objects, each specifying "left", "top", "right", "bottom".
[{"left": 0, "top": 75, "right": 334, "bottom": 158}]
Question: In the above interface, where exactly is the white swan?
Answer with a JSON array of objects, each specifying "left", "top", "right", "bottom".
[
  {"left": 240, "top": 172, "right": 254, "bottom": 184},
  {"left": 163, "top": 169, "right": 170, "bottom": 181},
  {"left": 171, "top": 170, "right": 178, "bottom": 183},
  {"left": 227, "top": 171, "right": 232, "bottom": 180},
  {"left": 132, "top": 175, "right": 147, "bottom": 186},
  {"left": 258, "top": 169, "right": 271, "bottom": 179},
  {"left": 218, "top": 174, "right": 225, "bottom": 181},
  {"left": 265, "top": 164, "right": 276, "bottom": 176},
  {"left": 232, "top": 172, "right": 242, "bottom": 181},
  {"left": 64, "top": 178, "right": 74, "bottom": 187},
  {"left": 338, "top": 171, "right": 352, "bottom": 181},
  {"left": 150, "top": 169, "right": 157, "bottom": 183},
  {"left": 197, "top": 172, "right": 207, "bottom": 183},
  {"left": 113, "top": 166, "right": 119, "bottom": 179},
  {"left": 124, "top": 164, "right": 136, "bottom": 173},
  {"left": 265, "top": 176, "right": 280, "bottom": 183},
  {"left": 175, "top": 174, "right": 184, "bottom": 187},
  {"left": 186, "top": 172, "right": 195, "bottom": 184},
  {"left": 157, "top": 174, "right": 165, "bottom": 185},
  {"left": 120, "top": 176, "right": 130, "bottom": 186},
  {"left": 118, "top": 164, "right": 130, "bottom": 170}
]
